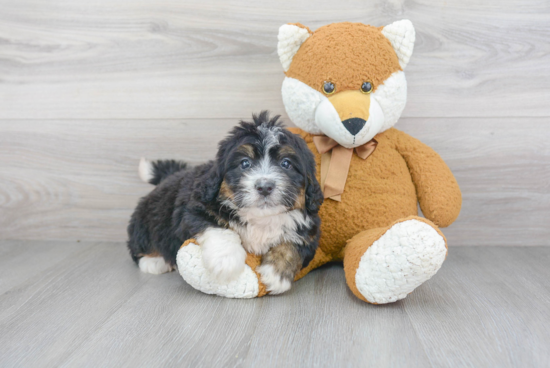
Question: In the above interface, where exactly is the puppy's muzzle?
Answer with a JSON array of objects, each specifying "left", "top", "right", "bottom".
[{"left": 255, "top": 179, "right": 275, "bottom": 197}]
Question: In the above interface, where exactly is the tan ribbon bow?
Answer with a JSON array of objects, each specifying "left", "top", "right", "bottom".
[{"left": 312, "top": 135, "right": 378, "bottom": 202}]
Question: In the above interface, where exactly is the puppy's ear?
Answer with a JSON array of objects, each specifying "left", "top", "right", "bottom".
[
  {"left": 289, "top": 132, "right": 323, "bottom": 214},
  {"left": 199, "top": 164, "right": 224, "bottom": 203},
  {"left": 305, "top": 169, "right": 323, "bottom": 214},
  {"left": 198, "top": 133, "right": 234, "bottom": 203}
]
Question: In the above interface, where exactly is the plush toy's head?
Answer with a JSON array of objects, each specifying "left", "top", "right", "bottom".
[{"left": 278, "top": 20, "right": 415, "bottom": 148}]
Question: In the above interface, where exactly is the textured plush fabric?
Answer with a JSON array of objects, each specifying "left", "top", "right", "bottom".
[
  {"left": 177, "top": 240, "right": 261, "bottom": 299},
  {"left": 343, "top": 216, "right": 448, "bottom": 304},
  {"left": 277, "top": 23, "right": 312, "bottom": 72},
  {"left": 287, "top": 127, "right": 461, "bottom": 261},
  {"left": 381, "top": 20, "right": 416, "bottom": 68},
  {"left": 286, "top": 22, "right": 402, "bottom": 94}
]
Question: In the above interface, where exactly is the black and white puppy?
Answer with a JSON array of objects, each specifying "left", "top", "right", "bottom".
[{"left": 127, "top": 112, "right": 323, "bottom": 294}]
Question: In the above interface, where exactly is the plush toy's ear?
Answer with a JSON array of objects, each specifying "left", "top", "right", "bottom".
[
  {"left": 382, "top": 19, "right": 416, "bottom": 69},
  {"left": 277, "top": 23, "right": 311, "bottom": 72}
]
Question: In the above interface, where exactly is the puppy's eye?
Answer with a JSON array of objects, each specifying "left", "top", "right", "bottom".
[
  {"left": 280, "top": 159, "right": 292, "bottom": 170},
  {"left": 361, "top": 81, "right": 373, "bottom": 94},
  {"left": 323, "top": 81, "right": 335, "bottom": 95},
  {"left": 240, "top": 159, "right": 251, "bottom": 169}
]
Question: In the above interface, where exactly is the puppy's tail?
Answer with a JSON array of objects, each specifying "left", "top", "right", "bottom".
[{"left": 138, "top": 158, "right": 188, "bottom": 185}]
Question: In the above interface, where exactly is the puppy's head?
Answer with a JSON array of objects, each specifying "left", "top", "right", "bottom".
[{"left": 210, "top": 111, "right": 323, "bottom": 216}]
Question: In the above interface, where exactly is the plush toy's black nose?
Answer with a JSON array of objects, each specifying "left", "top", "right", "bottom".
[
  {"left": 255, "top": 179, "right": 275, "bottom": 196},
  {"left": 342, "top": 118, "right": 366, "bottom": 136}
]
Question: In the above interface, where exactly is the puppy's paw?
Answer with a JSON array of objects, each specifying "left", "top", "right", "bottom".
[
  {"left": 198, "top": 228, "right": 247, "bottom": 282},
  {"left": 203, "top": 251, "right": 246, "bottom": 282},
  {"left": 138, "top": 256, "right": 173, "bottom": 275},
  {"left": 257, "top": 264, "right": 292, "bottom": 295},
  {"left": 177, "top": 242, "right": 260, "bottom": 298}
]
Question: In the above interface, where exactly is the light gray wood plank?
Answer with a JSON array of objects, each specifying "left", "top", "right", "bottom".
[
  {"left": 0, "top": 240, "right": 94, "bottom": 295},
  {"left": 0, "top": 242, "right": 148, "bottom": 367},
  {"left": 404, "top": 247, "right": 550, "bottom": 367},
  {"left": 1, "top": 118, "right": 548, "bottom": 245},
  {"left": 62, "top": 264, "right": 432, "bottom": 367},
  {"left": 0, "top": 119, "right": 233, "bottom": 242},
  {"left": 2, "top": 242, "right": 550, "bottom": 368},
  {"left": 0, "top": 0, "right": 549, "bottom": 119},
  {"left": 241, "top": 265, "right": 431, "bottom": 367},
  {"left": 60, "top": 268, "right": 264, "bottom": 367}
]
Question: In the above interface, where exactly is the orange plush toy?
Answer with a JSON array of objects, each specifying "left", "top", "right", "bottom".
[{"left": 177, "top": 20, "right": 462, "bottom": 304}]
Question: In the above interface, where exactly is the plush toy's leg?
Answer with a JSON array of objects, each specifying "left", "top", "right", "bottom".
[
  {"left": 343, "top": 216, "right": 447, "bottom": 304},
  {"left": 176, "top": 240, "right": 267, "bottom": 298},
  {"left": 176, "top": 238, "right": 331, "bottom": 298}
]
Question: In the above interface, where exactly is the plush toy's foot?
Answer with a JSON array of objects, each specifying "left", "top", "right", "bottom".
[
  {"left": 344, "top": 216, "right": 447, "bottom": 304},
  {"left": 176, "top": 242, "right": 261, "bottom": 298}
]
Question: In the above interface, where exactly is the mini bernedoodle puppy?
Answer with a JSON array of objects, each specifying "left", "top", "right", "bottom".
[{"left": 127, "top": 112, "right": 324, "bottom": 294}]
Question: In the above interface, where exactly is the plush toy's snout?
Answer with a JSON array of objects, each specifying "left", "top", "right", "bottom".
[
  {"left": 329, "top": 91, "right": 370, "bottom": 135},
  {"left": 278, "top": 20, "right": 416, "bottom": 147},
  {"left": 315, "top": 90, "right": 384, "bottom": 148}
]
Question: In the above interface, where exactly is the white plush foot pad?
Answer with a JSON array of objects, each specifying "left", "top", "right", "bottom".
[
  {"left": 176, "top": 243, "right": 260, "bottom": 298},
  {"left": 355, "top": 219, "right": 447, "bottom": 304}
]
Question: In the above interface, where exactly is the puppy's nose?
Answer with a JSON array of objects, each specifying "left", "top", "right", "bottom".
[{"left": 255, "top": 179, "right": 275, "bottom": 197}]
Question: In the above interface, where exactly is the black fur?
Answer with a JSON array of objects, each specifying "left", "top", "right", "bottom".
[
  {"left": 127, "top": 111, "right": 323, "bottom": 276},
  {"left": 147, "top": 159, "right": 188, "bottom": 185}
]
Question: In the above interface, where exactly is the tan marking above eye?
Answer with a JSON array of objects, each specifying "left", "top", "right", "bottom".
[
  {"left": 236, "top": 144, "right": 255, "bottom": 158},
  {"left": 279, "top": 146, "right": 296, "bottom": 156}
]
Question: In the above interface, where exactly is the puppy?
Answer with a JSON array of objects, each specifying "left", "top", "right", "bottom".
[{"left": 127, "top": 111, "right": 323, "bottom": 294}]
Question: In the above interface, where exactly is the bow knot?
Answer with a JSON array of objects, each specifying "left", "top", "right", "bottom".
[{"left": 312, "top": 135, "right": 377, "bottom": 201}]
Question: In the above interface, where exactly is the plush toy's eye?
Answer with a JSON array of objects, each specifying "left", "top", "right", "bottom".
[
  {"left": 240, "top": 159, "right": 251, "bottom": 169},
  {"left": 323, "top": 81, "right": 335, "bottom": 95},
  {"left": 361, "top": 81, "right": 373, "bottom": 94},
  {"left": 280, "top": 159, "right": 292, "bottom": 169}
]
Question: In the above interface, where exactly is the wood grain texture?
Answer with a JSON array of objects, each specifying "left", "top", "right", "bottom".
[
  {"left": 1, "top": 118, "right": 548, "bottom": 245},
  {"left": 0, "top": 0, "right": 549, "bottom": 119},
  {"left": 0, "top": 0, "right": 549, "bottom": 244},
  {"left": 406, "top": 247, "right": 550, "bottom": 367},
  {"left": 0, "top": 241, "right": 549, "bottom": 367},
  {"left": 0, "top": 239, "right": 93, "bottom": 295}
]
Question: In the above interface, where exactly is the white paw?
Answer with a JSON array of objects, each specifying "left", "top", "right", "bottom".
[
  {"left": 138, "top": 256, "right": 173, "bottom": 275},
  {"left": 176, "top": 242, "right": 259, "bottom": 298},
  {"left": 198, "top": 228, "right": 247, "bottom": 282},
  {"left": 257, "top": 264, "right": 292, "bottom": 295},
  {"left": 356, "top": 219, "right": 447, "bottom": 304}
]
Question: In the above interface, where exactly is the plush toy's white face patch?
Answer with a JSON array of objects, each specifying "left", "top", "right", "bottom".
[
  {"left": 281, "top": 71, "right": 407, "bottom": 148},
  {"left": 278, "top": 20, "right": 414, "bottom": 148}
]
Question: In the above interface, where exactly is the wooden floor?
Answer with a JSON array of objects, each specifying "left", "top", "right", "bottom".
[{"left": 1, "top": 241, "right": 549, "bottom": 367}]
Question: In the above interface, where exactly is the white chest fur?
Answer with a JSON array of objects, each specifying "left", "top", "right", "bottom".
[{"left": 230, "top": 206, "right": 311, "bottom": 255}]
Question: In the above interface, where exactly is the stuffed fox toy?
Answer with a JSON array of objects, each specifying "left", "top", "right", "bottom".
[{"left": 177, "top": 20, "right": 462, "bottom": 304}]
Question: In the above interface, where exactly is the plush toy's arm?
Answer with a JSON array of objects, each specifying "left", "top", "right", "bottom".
[{"left": 393, "top": 129, "right": 462, "bottom": 228}]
